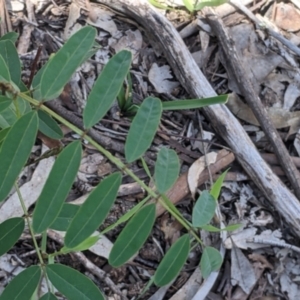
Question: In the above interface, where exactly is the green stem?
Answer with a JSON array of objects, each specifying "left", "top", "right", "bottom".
[
  {"left": 14, "top": 183, "right": 52, "bottom": 291},
  {"left": 19, "top": 93, "right": 203, "bottom": 245},
  {"left": 14, "top": 183, "right": 44, "bottom": 266},
  {"left": 41, "top": 231, "right": 47, "bottom": 253}
]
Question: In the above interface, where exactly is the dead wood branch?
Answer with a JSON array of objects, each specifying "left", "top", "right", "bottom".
[
  {"left": 96, "top": 0, "right": 300, "bottom": 238},
  {"left": 203, "top": 9, "right": 300, "bottom": 199}
]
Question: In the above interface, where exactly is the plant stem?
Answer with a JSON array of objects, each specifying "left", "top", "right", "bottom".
[
  {"left": 14, "top": 183, "right": 44, "bottom": 266},
  {"left": 14, "top": 183, "right": 52, "bottom": 291}
]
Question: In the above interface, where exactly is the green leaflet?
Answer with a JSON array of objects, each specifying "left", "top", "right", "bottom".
[
  {"left": 100, "top": 195, "right": 151, "bottom": 235},
  {"left": 210, "top": 169, "right": 229, "bottom": 200},
  {"left": 161, "top": 95, "right": 228, "bottom": 110},
  {"left": 37, "top": 110, "right": 63, "bottom": 140},
  {"left": 200, "top": 246, "right": 223, "bottom": 279},
  {"left": 0, "top": 217, "right": 24, "bottom": 256},
  {"left": 0, "top": 96, "right": 12, "bottom": 113},
  {"left": 125, "top": 97, "right": 162, "bottom": 163},
  {"left": 0, "top": 32, "right": 19, "bottom": 43},
  {"left": 0, "top": 127, "right": 10, "bottom": 145},
  {"left": 148, "top": 0, "right": 173, "bottom": 9},
  {"left": 109, "top": 204, "right": 156, "bottom": 267},
  {"left": 0, "top": 40, "right": 21, "bottom": 86},
  {"left": 0, "top": 111, "right": 38, "bottom": 202},
  {"left": 39, "top": 293, "right": 58, "bottom": 300},
  {"left": 0, "top": 266, "right": 41, "bottom": 300},
  {"left": 0, "top": 96, "right": 31, "bottom": 129},
  {"left": 83, "top": 50, "right": 132, "bottom": 129},
  {"left": 32, "top": 141, "right": 82, "bottom": 233},
  {"left": 65, "top": 172, "right": 121, "bottom": 248},
  {"left": 40, "top": 26, "right": 96, "bottom": 100},
  {"left": 194, "top": 0, "right": 228, "bottom": 10},
  {"left": 154, "top": 147, "right": 179, "bottom": 193},
  {"left": 182, "top": 0, "right": 194, "bottom": 12},
  {"left": 46, "top": 264, "right": 105, "bottom": 300},
  {"left": 49, "top": 203, "right": 80, "bottom": 231},
  {"left": 61, "top": 235, "right": 99, "bottom": 253},
  {"left": 154, "top": 234, "right": 190, "bottom": 286},
  {"left": 192, "top": 190, "right": 216, "bottom": 227},
  {"left": 32, "top": 59, "right": 48, "bottom": 101},
  {"left": 0, "top": 54, "right": 10, "bottom": 82},
  {"left": 201, "top": 223, "right": 241, "bottom": 232}
]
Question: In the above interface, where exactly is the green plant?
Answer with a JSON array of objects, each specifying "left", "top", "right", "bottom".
[
  {"left": 149, "top": 0, "right": 228, "bottom": 12},
  {"left": 0, "top": 26, "right": 235, "bottom": 299}
]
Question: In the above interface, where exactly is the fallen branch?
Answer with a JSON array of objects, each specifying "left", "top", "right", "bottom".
[{"left": 203, "top": 8, "right": 300, "bottom": 199}]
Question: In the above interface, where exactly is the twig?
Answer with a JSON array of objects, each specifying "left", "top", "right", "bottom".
[
  {"left": 261, "top": 153, "right": 300, "bottom": 168},
  {"left": 204, "top": 7, "right": 300, "bottom": 200},
  {"left": 247, "top": 237, "right": 300, "bottom": 254},
  {"left": 27, "top": 45, "right": 43, "bottom": 88}
]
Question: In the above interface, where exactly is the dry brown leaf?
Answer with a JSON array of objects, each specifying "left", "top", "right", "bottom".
[
  {"left": 87, "top": 5, "right": 117, "bottom": 35},
  {"left": 187, "top": 152, "right": 217, "bottom": 198},
  {"left": 231, "top": 245, "right": 256, "bottom": 294},
  {"left": 227, "top": 93, "right": 300, "bottom": 135},
  {"left": 248, "top": 253, "right": 273, "bottom": 269},
  {"left": 275, "top": 3, "right": 300, "bottom": 32},
  {"left": 148, "top": 63, "right": 179, "bottom": 93}
]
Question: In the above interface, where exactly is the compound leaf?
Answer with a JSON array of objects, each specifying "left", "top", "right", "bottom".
[
  {"left": 192, "top": 190, "right": 216, "bottom": 227},
  {"left": 83, "top": 50, "right": 132, "bottom": 129},
  {"left": 0, "top": 111, "right": 38, "bottom": 202},
  {"left": 65, "top": 172, "right": 121, "bottom": 248},
  {"left": 200, "top": 246, "right": 223, "bottom": 279},
  {"left": 125, "top": 97, "right": 162, "bottom": 163},
  {"left": 33, "top": 141, "right": 82, "bottom": 233},
  {"left": 0, "top": 217, "right": 24, "bottom": 256},
  {"left": 154, "top": 234, "right": 190, "bottom": 286},
  {"left": 154, "top": 147, "right": 179, "bottom": 193},
  {"left": 46, "top": 264, "right": 104, "bottom": 300},
  {"left": 0, "top": 266, "right": 41, "bottom": 300},
  {"left": 40, "top": 26, "right": 96, "bottom": 100},
  {"left": 109, "top": 203, "right": 156, "bottom": 267}
]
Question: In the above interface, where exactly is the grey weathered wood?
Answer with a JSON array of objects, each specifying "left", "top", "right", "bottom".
[{"left": 96, "top": 0, "right": 300, "bottom": 237}]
